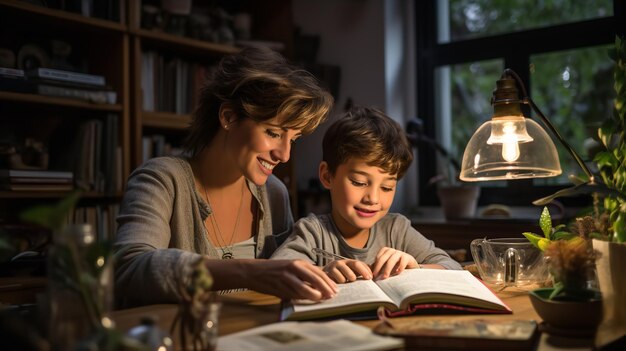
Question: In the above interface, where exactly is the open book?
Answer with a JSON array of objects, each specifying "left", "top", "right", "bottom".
[{"left": 281, "top": 269, "right": 511, "bottom": 321}]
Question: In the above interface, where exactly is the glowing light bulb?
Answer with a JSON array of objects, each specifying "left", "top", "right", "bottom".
[
  {"left": 501, "top": 123, "right": 520, "bottom": 162},
  {"left": 502, "top": 139, "right": 520, "bottom": 162}
]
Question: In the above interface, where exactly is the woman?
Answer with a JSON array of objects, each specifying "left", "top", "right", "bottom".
[{"left": 114, "top": 47, "right": 336, "bottom": 307}]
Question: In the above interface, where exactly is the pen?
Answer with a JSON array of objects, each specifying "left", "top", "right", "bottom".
[{"left": 312, "top": 248, "right": 351, "bottom": 261}]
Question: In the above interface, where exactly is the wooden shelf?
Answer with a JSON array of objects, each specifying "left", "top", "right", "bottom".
[
  {"left": 0, "top": 276, "right": 46, "bottom": 305},
  {"left": 142, "top": 111, "right": 192, "bottom": 130},
  {"left": 132, "top": 28, "right": 240, "bottom": 57},
  {"left": 0, "top": 91, "right": 123, "bottom": 112},
  {"left": 0, "top": 0, "right": 126, "bottom": 32}
]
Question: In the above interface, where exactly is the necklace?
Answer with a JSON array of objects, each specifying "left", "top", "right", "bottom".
[{"left": 202, "top": 178, "right": 246, "bottom": 260}]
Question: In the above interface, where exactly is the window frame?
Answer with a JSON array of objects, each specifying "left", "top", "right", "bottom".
[{"left": 414, "top": 0, "right": 624, "bottom": 207}]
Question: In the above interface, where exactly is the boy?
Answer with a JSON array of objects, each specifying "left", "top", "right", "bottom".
[{"left": 271, "top": 106, "right": 462, "bottom": 283}]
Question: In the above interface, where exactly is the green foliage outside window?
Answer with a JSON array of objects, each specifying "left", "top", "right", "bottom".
[
  {"left": 443, "top": 0, "right": 614, "bottom": 185},
  {"left": 447, "top": 0, "right": 612, "bottom": 42}
]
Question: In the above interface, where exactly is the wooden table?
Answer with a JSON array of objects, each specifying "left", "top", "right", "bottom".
[{"left": 111, "top": 288, "right": 624, "bottom": 351}]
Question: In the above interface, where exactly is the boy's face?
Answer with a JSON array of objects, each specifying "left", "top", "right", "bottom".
[{"left": 320, "top": 158, "right": 398, "bottom": 238}]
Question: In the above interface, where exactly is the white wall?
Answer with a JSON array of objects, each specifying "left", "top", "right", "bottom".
[{"left": 292, "top": 0, "right": 417, "bottom": 213}]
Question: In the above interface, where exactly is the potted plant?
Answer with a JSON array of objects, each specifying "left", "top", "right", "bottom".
[
  {"left": 406, "top": 118, "right": 480, "bottom": 219},
  {"left": 522, "top": 207, "right": 603, "bottom": 335},
  {"left": 531, "top": 35, "right": 626, "bottom": 344},
  {"left": 588, "top": 34, "right": 626, "bottom": 343}
]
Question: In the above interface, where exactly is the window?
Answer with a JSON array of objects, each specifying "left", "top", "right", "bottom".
[
  {"left": 415, "top": 0, "right": 623, "bottom": 206},
  {"left": 443, "top": 0, "right": 613, "bottom": 43},
  {"left": 530, "top": 45, "right": 614, "bottom": 185}
]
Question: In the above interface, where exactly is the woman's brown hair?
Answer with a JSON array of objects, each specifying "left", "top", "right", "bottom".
[{"left": 184, "top": 47, "right": 334, "bottom": 156}]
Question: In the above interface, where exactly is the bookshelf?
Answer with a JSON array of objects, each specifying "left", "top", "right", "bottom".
[
  {"left": 0, "top": 1, "right": 132, "bottom": 306},
  {"left": 0, "top": 0, "right": 129, "bottom": 245},
  {"left": 127, "top": 0, "right": 298, "bottom": 211},
  {"left": 0, "top": 0, "right": 298, "bottom": 244}
]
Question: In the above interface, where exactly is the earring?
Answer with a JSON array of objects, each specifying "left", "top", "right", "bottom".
[{"left": 223, "top": 124, "right": 229, "bottom": 130}]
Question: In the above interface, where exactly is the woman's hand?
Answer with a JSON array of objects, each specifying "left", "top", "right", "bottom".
[
  {"left": 370, "top": 247, "right": 419, "bottom": 280},
  {"left": 207, "top": 259, "right": 338, "bottom": 301},
  {"left": 323, "top": 259, "right": 373, "bottom": 284}
]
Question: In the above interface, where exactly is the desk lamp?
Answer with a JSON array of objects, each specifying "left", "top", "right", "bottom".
[{"left": 459, "top": 68, "right": 595, "bottom": 185}]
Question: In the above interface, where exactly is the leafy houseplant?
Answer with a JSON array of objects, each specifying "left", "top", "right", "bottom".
[
  {"left": 406, "top": 118, "right": 480, "bottom": 219},
  {"left": 528, "top": 36, "right": 626, "bottom": 342},
  {"left": 523, "top": 207, "right": 603, "bottom": 333}
]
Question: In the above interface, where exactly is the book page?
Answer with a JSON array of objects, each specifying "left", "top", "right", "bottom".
[
  {"left": 218, "top": 320, "right": 402, "bottom": 351},
  {"left": 293, "top": 279, "right": 395, "bottom": 314},
  {"left": 375, "top": 269, "right": 506, "bottom": 309}
]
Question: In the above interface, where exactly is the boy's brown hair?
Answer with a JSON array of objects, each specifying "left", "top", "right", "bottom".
[{"left": 322, "top": 106, "right": 413, "bottom": 178}]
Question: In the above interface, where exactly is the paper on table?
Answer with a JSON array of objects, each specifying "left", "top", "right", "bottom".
[{"left": 217, "top": 319, "right": 403, "bottom": 351}]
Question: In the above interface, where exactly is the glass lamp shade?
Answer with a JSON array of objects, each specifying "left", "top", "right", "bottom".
[{"left": 460, "top": 117, "right": 562, "bottom": 181}]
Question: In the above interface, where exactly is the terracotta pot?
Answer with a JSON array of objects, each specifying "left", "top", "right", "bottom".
[
  {"left": 437, "top": 185, "right": 480, "bottom": 220},
  {"left": 592, "top": 239, "right": 626, "bottom": 345}
]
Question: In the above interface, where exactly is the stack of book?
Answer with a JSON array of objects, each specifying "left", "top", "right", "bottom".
[
  {"left": 0, "top": 169, "right": 74, "bottom": 192},
  {"left": 0, "top": 67, "right": 30, "bottom": 92},
  {"left": 0, "top": 66, "right": 117, "bottom": 104}
]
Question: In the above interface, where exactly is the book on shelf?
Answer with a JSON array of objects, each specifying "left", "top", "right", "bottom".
[
  {"left": 0, "top": 67, "right": 25, "bottom": 77},
  {"left": 0, "top": 69, "right": 30, "bottom": 93},
  {"left": 373, "top": 319, "right": 539, "bottom": 351},
  {"left": 141, "top": 51, "right": 215, "bottom": 113},
  {"left": 26, "top": 67, "right": 106, "bottom": 86},
  {"left": 217, "top": 319, "right": 403, "bottom": 351},
  {"left": 35, "top": 83, "right": 117, "bottom": 104},
  {"left": 69, "top": 204, "right": 120, "bottom": 242},
  {"left": 281, "top": 269, "right": 511, "bottom": 321},
  {"left": 0, "top": 77, "right": 117, "bottom": 104},
  {"left": 26, "top": 76, "right": 115, "bottom": 90},
  {"left": 0, "top": 169, "right": 73, "bottom": 179},
  {"left": 7, "top": 177, "right": 73, "bottom": 184}
]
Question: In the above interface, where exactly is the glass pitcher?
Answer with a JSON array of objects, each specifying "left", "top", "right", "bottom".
[{"left": 470, "top": 238, "right": 549, "bottom": 291}]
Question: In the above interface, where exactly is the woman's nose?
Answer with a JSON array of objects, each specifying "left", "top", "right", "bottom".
[{"left": 271, "top": 138, "right": 291, "bottom": 163}]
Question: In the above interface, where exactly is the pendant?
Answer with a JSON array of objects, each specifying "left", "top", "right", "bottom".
[{"left": 221, "top": 251, "right": 234, "bottom": 259}]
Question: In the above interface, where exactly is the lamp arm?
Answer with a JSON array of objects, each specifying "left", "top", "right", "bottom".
[
  {"left": 526, "top": 97, "right": 595, "bottom": 182},
  {"left": 503, "top": 68, "right": 595, "bottom": 182}
]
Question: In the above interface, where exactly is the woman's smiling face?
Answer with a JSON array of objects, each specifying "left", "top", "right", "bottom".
[{"left": 225, "top": 116, "right": 302, "bottom": 186}]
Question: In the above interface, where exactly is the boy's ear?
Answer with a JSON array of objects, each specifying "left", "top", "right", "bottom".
[{"left": 319, "top": 162, "right": 332, "bottom": 189}]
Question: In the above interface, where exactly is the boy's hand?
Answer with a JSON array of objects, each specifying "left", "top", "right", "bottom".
[
  {"left": 323, "top": 259, "right": 373, "bottom": 283},
  {"left": 371, "top": 247, "right": 419, "bottom": 280}
]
